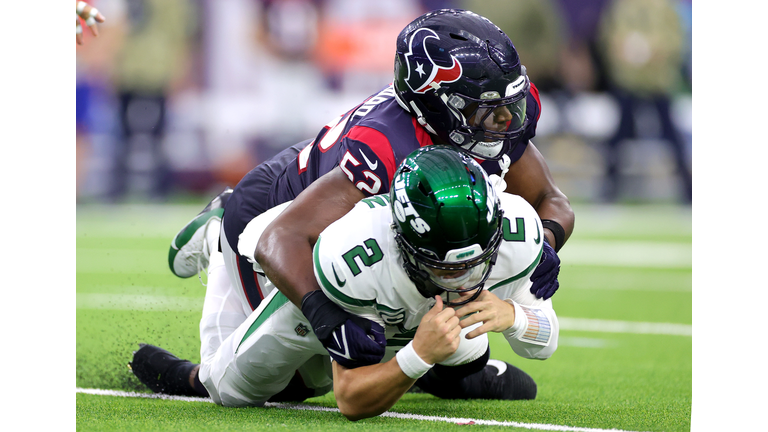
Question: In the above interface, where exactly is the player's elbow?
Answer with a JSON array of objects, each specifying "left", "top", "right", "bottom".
[
  {"left": 338, "top": 405, "right": 373, "bottom": 422},
  {"left": 337, "top": 400, "right": 385, "bottom": 421},
  {"left": 510, "top": 340, "right": 558, "bottom": 360},
  {"left": 335, "top": 391, "right": 382, "bottom": 421},
  {"left": 253, "top": 236, "right": 269, "bottom": 268},
  {"left": 334, "top": 376, "right": 387, "bottom": 421},
  {"left": 254, "top": 223, "right": 286, "bottom": 268}
]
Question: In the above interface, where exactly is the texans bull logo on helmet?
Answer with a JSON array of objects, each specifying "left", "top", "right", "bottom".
[{"left": 404, "top": 28, "right": 463, "bottom": 94}]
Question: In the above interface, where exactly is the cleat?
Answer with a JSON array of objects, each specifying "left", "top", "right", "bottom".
[
  {"left": 467, "top": 359, "right": 537, "bottom": 400},
  {"left": 415, "top": 359, "right": 536, "bottom": 400},
  {"left": 168, "top": 187, "right": 233, "bottom": 278},
  {"left": 130, "top": 344, "right": 199, "bottom": 396}
]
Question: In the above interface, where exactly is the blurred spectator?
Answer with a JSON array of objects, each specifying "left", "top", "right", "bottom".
[
  {"left": 555, "top": 0, "right": 611, "bottom": 94},
  {"left": 199, "top": 0, "right": 329, "bottom": 188},
  {"left": 597, "top": 0, "right": 691, "bottom": 203},
  {"left": 198, "top": 1, "right": 458, "bottom": 189},
  {"left": 77, "top": 0, "right": 123, "bottom": 200},
  {"left": 676, "top": 0, "right": 692, "bottom": 93},
  {"left": 257, "top": 0, "right": 324, "bottom": 61},
  {"left": 312, "top": 0, "right": 425, "bottom": 92},
  {"left": 461, "top": 0, "right": 565, "bottom": 92},
  {"left": 108, "top": 0, "right": 198, "bottom": 202}
]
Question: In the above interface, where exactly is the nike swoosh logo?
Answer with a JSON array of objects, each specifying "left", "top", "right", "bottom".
[
  {"left": 326, "top": 324, "right": 353, "bottom": 360},
  {"left": 534, "top": 222, "right": 541, "bottom": 245},
  {"left": 331, "top": 263, "right": 346, "bottom": 287},
  {"left": 487, "top": 359, "right": 507, "bottom": 376},
  {"left": 359, "top": 148, "right": 379, "bottom": 171}
]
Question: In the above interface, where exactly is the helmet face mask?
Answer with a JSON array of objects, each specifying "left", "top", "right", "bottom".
[
  {"left": 446, "top": 77, "right": 530, "bottom": 159},
  {"left": 396, "top": 227, "right": 502, "bottom": 306},
  {"left": 389, "top": 145, "right": 504, "bottom": 306},
  {"left": 393, "top": 9, "right": 530, "bottom": 161}
]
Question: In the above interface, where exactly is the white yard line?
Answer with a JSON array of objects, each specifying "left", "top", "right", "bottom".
[
  {"left": 75, "top": 388, "right": 652, "bottom": 432},
  {"left": 558, "top": 317, "right": 691, "bottom": 336}
]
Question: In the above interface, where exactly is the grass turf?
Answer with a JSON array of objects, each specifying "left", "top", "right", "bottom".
[{"left": 76, "top": 202, "right": 691, "bottom": 431}]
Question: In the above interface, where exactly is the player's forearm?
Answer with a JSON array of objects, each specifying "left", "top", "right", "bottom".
[
  {"left": 535, "top": 192, "right": 574, "bottom": 251},
  {"left": 332, "top": 360, "right": 415, "bottom": 421},
  {"left": 501, "top": 299, "right": 559, "bottom": 360},
  {"left": 503, "top": 142, "right": 575, "bottom": 251},
  {"left": 255, "top": 168, "right": 365, "bottom": 307},
  {"left": 256, "top": 225, "right": 318, "bottom": 307}
]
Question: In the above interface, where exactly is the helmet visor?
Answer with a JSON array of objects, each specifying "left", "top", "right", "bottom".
[
  {"left": 470, "top": 97, "right": 527, "bottom": 138},
  {"left": 445, "top": 77, "right": 530, "bottom": 160},
  {"left": 451, "top": 74, "right": 530, "bottom": 143}
]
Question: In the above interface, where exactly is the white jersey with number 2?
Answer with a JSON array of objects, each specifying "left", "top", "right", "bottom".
[{"left": 310, "top": 191, "right": 559, "bottom": 361}]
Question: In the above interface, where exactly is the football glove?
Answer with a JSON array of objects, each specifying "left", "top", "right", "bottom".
[
  {"left": 301, "top": 290, "right": 386, "bottom": 368},
  {"left": 529, "top": 239, "right": 560, "bottom": 300}
]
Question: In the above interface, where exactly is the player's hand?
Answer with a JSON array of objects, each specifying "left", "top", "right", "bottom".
[
  {"left": 412, "top": 296, "right": 461, "bottom": 365},
  {"left": 454, "top": 290, "right": 515, "bottom": 339},
  {"left": 529, "top": 240, "right": 560, "bottom": 299},
  {"left": 301, "top": 290, "right": 386, "bottom": 368},
  {"left": 76, "top": 1, "right": 106, "bottom": 45}
]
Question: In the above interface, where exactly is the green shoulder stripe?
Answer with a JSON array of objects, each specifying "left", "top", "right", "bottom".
[
  {"left": 487, "top": 243, "right": 544, "bottom": 292},
  {"left": 314, "top": 236, "right": 376, "bottom": 307}
]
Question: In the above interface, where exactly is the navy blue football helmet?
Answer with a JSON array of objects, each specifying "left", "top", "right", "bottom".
[{"left": 393, "top": 9, "right": 530, "bottom": 161}]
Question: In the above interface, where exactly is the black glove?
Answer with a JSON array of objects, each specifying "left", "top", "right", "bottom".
[
  {"left": 300, "top": 290, "right": 386, "bottom": 368},
  {"left": 529, "top": 239, "right": 560, "bottom": 299}
]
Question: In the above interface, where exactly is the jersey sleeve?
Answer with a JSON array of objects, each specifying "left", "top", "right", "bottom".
[
  {"left": 336, "top": 126, "right": 398, "bottom": 197},
  {"left": 486, "top": 192, "right": 559, "bottom": 360},
  {"left": 497, "top": 289, "right": 559, "bottom": 360}
]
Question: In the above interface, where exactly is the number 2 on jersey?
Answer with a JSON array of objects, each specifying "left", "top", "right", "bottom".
[{"left": 342, "top": 239, "right": 383, "bottom": 276}]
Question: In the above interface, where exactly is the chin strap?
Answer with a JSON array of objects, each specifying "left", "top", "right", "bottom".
[{"left": 489, "top": 154, "right": 511, "bottom": 192}]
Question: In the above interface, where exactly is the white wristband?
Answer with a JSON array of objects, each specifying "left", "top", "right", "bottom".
[{"left": 395, "top": 341, "right": 434, "bottom": 380}]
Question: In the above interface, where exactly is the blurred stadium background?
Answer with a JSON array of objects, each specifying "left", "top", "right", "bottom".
[
  {"left": 75, "top": 0, "right": 692, "bottom": 206},
  {"left": 72, "top": 1, "right": 699, "bottom": 429}
]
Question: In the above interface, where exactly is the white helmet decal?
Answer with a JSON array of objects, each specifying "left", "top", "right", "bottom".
[{"left": 393, "top": 176, "right": 431, "bottom": 234}]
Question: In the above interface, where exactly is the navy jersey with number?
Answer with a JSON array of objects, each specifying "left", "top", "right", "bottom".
[{"left": 222, "top": 82, "right": 541, "bottom": 308}]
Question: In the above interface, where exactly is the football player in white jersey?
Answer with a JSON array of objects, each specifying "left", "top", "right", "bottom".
[{"left": 131, "top": 146, "right": 558, "bottom": 420}]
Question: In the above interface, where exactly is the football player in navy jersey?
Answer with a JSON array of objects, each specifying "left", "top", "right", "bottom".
[{"left": 135, "top": 8, "right": 573, "bottom": 401}]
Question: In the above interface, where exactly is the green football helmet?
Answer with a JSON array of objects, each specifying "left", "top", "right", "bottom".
[{"left": 390, "top": 145, "right": 503, "bottom": 306}]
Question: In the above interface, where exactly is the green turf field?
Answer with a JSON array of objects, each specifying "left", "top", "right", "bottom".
[{"left": 76, "top": 202, "right": 692, "bottom": 432}]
